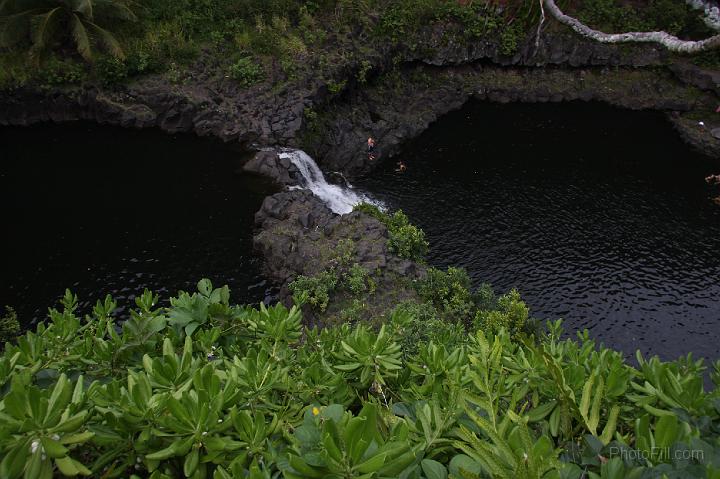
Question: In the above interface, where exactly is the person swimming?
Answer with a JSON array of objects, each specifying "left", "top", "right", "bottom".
[
  {"left": 705, "top": 174, "right": 720, "bottom": 185},
  {"left": 367, "top": 137, "right": 376, "bottom": 161},
  {"left": 395, "top": 161, "right": 406, "bottom": 172}
]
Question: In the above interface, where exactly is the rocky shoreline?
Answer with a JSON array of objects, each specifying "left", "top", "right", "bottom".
[{"left": 1, "top": 31, "right": 719, "bottom": 164}]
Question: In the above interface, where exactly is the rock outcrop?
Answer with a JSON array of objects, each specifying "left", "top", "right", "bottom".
[
  {"left": 242, "top": 150, "right": 303, "bottom": 186},
  {"left": 253, "top": 189, "right": 421, "bottom": 288}
]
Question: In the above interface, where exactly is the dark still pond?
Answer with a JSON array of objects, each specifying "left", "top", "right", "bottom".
[
  {"left": 356, "top": 101, "right": 720, "bottom": 361},
  {"left": 0, "top": 123, "right": 276, "bottom": 322}
]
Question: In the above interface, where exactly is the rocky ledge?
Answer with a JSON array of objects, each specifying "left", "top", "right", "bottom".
[{"left": 252, "top": 171, "right": 423, "bottom": 320}]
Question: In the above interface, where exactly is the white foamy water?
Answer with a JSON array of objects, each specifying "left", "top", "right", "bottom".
[{"left": 279, "top": 149, "right": 381, "bottom": 214}]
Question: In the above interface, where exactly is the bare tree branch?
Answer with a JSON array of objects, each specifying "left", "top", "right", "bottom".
[
  {"left": 685, "top": 0, "right": 720, "bottom": 32},
  {"left": 535, "top": 0, "right": 546, "bottom": 51},
  {"left": 543, "top": 0, "right": 720, "bottom": 53}
]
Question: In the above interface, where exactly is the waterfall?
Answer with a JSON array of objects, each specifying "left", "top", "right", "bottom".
[{"left": 279, "top": 149, "right": 380, "bottom": 215}]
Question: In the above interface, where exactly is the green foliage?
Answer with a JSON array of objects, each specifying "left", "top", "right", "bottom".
[
  {"left": 0, "top": 306, "right": 20, "bottom": 346},
  {"left": 38, "top": 57, "right": 86, "bottom": 86},
  {"left": 376, "top": 0, "right": 522, "bottom": 46},
  {"left": 0, "top": 0, "right": 136, "bottom": 61},
  {"left": 474, "top": 288, "right": 529, "bottom": 337},
  {"left": 499, "top": 23, "right": 523, "bottom": 56},
  {"left": 354, "top": 203, "right": 428, "bottom": 261},
  {"left": 346, "top": 263, "right": 375, "bottom": 297},
  {"left": 387, "top": 302, "right": 466, "bottom": 355},
  {"left": 417, "top": 267, "right": 475, "bottom": 319},
  {"left": 326, "top": 78, "right": 346, "bottom": 95},
  {"left": 356, "top": 59, "right": 372, "bottom": 84},
  {"left": 95, "top": 56, "right": 128, "bottom": 84},
  {"left": 228, "top": 56, "right": 263, "bottom": 87},
  {"left": 290, "top": 239, "right": 376, "bottom": 314},
  {"left": 290, "top": 262, "right": 376, "bottom": 314},
  {"left": 334, "top": 324, "right": 402, "bottom": 388},
  {"left": 1, "top": 284, "right": 719, "bottom": 478},
  {"left": 289, "top": 270, "right": 339, "bottom": 312}
]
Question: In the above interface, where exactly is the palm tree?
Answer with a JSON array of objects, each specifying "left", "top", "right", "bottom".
[{"left": 0, "top": 0, "right": 137, "bottom": 62}]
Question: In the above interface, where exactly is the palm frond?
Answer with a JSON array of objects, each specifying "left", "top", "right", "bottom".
[
  {"left": 73, "top": 0, "right": 93, "bottom": 21},
  {"left": 30, "top": 6, "right": 64, "bottom": 54},
  {"left": 85, "top": 19, "right": 123, "bottom": 58},
  {"left": 70, "top": 12, "right": 91, "bottom": 60}
]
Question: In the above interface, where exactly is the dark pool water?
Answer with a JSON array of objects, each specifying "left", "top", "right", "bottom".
[
  {"left": 0, "top": 123, "right": 276, "bottom": 322},
  {"left": 356, "top": 101, "right": 720, "bottom": 362}
]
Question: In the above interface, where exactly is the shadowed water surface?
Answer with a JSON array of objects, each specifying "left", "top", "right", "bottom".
[
  {"left": 356, "top": 101, "right": 720, "bottom": 361},
  {"left": 0, "top": 123, "right": 276, "bottom": 322}
]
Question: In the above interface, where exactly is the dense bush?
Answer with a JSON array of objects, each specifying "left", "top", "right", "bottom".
[
  {"left": 37, "top": 57, "right": 86, "bottom": 86},
  {"left": 354, "top": 203, "right": 429, "bottom": 261},
  {"left": 0, "top": 305, "right": 19, "bottom": 346},
  {"left": 413, "top": 267, "right": 537, "bottom": 339},
  {"left": 289, "top": 239, "right": 376, "bottom": 313},
  {"left": 228, "top": 56, "right": 264, "bottom": 87},
  {"left": 417, "top": 266, "right": 476, "bottom": 319},
  {"left": 1, "top": 279, "right": 719, "bottom": 478},
  {"left": 474, "top": 288, "right": 529, "bottom": 337},
  {"left": 289, "top": 269, "right": 339, "bottom": 312}
]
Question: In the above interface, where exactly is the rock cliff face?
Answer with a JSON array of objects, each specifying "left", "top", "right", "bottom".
[
  {"left": 1, "top": 31, "right": 719, "bottom": 166},
  {"left": 311, "top": 64, "right": 720, "bottom": 176}
]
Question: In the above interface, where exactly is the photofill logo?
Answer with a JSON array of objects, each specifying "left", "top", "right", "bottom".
[{"left": 608, "top": 446, "right": 705, "bottom": 462}]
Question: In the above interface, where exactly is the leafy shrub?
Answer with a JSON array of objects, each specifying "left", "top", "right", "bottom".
[
  {"left": 474, "top": 288, "right": 529, "bottom": 337},
  {"left": 354, "top": 203, "right": 429, "bottom": 261},
  {"left": 499, "top": 23, "right": 523, "bottom": 56},
  {"left": 95, "top": 56, "right": 128, "bottom": 85},
  {"left": 326, "top": 78, "right": 347, "bottom": 95},
  {"left": 0, "top": 283, "right": 719, "bottom": 478},
  {"left": 356, "top": 59, "right": 372, "bottom": 84},
  {"left": 289, "top": 261, "right": 374, "bottom": 313},
  {"left": 0, "top": 306, "right": 19, "bottom": 346},
  {"left": 387, "top": 301, "right": 466, "bottom": 355},
  {"left": 327, "top": 238, "right": 356, "bottom": 268},
  {"left": 38, "top": 57, "right": 86, "bottom": 86},
  {"left": 289, "top": 270, "right": 338, "bottom": 312},
  {"left": 417, "top": 266, "right": 474, "bottom": 318},
  {"left": 228, "top": 56, "right": 263, "bottom": 87},
  {"left": 346, "top": 263, "right": 375, "bottom": 297}
]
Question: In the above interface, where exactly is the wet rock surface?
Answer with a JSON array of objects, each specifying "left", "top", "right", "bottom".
[{"left": 242, "top": 150, "right": 303, "bottom": 186}]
